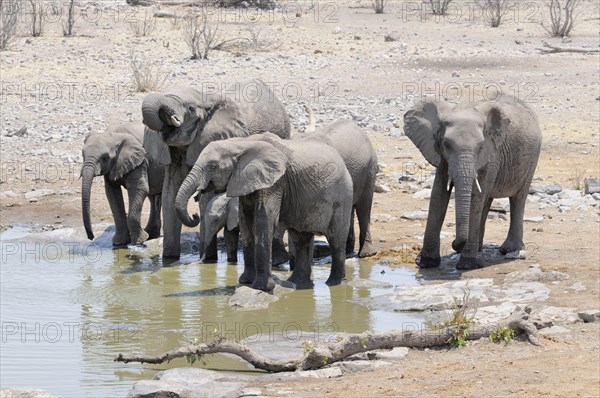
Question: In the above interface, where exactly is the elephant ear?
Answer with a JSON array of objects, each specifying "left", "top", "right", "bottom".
[
  {"left": 226, "top": 197, "right": 239, "bottom": 231},
  {"left": 403, "top": 98, "right": 452, "bottom": 167},
  {"left": 111, "top": 134, "right": 146, "bottom": 181},
  {"left": 479, "top": 103, "right": 510, "bottom": 147},
  {"left": 143, "top": 127, "right": 171, "bottom": 165},
  {"left": 186, "top": 101, "right": 247, "bottom": 168},
  {"left": 227, "top": 141, "right": 287, "bottom": 197}
]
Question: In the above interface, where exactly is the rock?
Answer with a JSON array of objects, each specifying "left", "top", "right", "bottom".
[
  {"left": 539, "top": 326, "right": 571, "bottom": 335},
  {"left": 578, "top": 309, "right": 600, "bottom": 323},
  {"left": 524, "top": 216, "right": 544, "bottom": 223},
  {"left": 298, "top": 367, "right": 343, "bottom": 378},
  {"left": 529, "top": 183, "right": 562, "bottom": 195},
  {"left": 504, "top": 264, "right": 568, "bottom": 283},
  {"left": 374, "top": 183, "right": 391, "bottom": 193},
  {"left": 126, "top": 368, "right": 249, "bottom": 398},
  {"left": 0, "top": 389, "right": 61, "bottom": 398},
  {"left": 504, "top": 250, "right": 527, "bottom": 259},
  {"left": 366, "top": 347, "right": 409, "bottom": 361},
  {"left": 529, "top": 305, "right": 578, "bottom": 328},
  {"left": 412, "top": 189, "right": 431, "bottom": 200},
  {"left": 490, "top": 198, "right": 510, "bottom": 212},
  {"left": 6, "top": 126, "right": 27, "bottom": 137},
  {"left": 400, "top": 211, "right": 428, "bottom": 221},
  {"left": 24, "top": 189, "right": 54, "bottom": 201},
  {"left": 229, "top": 286, "right": 279, "bottom": 310},
  {"left": 584, "top": 178, "right": 600, "bottom": 194},
  {"left": 331, "top": 359, "right": 392, "bottom": 373},
  {"left": 347, "top": 279, "right": 393, "bottom": 289},
  {"left": 0, "top": 190, "right": 18, "bottom": 199},
  {"left": 557, "top": 189, "right": 582, "bottom": 200},
  {"left": 387, "top": 128, "right": 403, "bottom": 137}
]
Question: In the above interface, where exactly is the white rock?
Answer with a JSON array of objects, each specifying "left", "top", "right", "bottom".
[
  {"left": 24, "top": 189, "right": 54, "bottom": 201},
  {"left": 412, "top": 189, "right": 431, "bottom": 200},
  {"left": 490, "top": 198, "right": 510, "bottom": 212},
  {"left": 400, "top": 211, "right": 428, "bottom": 221},
  {"left": 229, "top": 286, "right": 279, "bottom": 310},
  {"left": 578, "top": 309, "right": 600, "bottom": 323},
  {"left": 504, "top": 250, "right": 527, "bottom": 259}
]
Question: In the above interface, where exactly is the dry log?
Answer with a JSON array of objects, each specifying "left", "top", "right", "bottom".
[
  {"left": 116, "top": 306, "right": 541, "bottom": 372},
  {"left": 537, "top": 41, "right": 600, "bottom": 54}
]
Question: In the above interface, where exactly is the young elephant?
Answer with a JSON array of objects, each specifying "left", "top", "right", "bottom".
[
  {"left": 198, "top": 193, "right": 240, "bottom": 263},
  {"left": 404, "top": 96, "right": 542, "bottom": 269},
  {"left": 175, "top": 133, "right": 353, "bottom": 291},
  {"left": 305, "top": 119, "right": 378, "bottom": 258},
  {"left": 81, "top": 123, "right": 165, "bottom": 247}
]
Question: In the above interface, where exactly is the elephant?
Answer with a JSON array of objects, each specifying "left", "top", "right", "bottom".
[
  {"left": 305, "top": 119, "right": 378, "bottom": 258},
  {"left": 403, "top": 96, "right": 542, "bottom": 270},
  {"left": 175, "top": 132, "right": 353, "bottom": 291},
  {"left": 198, "top": 193, "right": 240, "bottom": 263},
  {"left": 141, "top": 79, "right": 291, "bottom": 261},
  {"left": 81, "top": 122, "right": 165, "bottom": 247}
]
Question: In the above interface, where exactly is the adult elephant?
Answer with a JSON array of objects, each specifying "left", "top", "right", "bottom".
[
  {"left": 404, "top": 96, "right": 542, "bottom": 270},
  {"left": 141, "top": 79, "right": 290, "bottom": 260},
  {"left": 81, "top": 123, "right": 164, "bottom": 247},
  {"left": 307, "top": 119, "right": 378, "bottom": 258},
  {"left": 175, "top": 133, "right": 353, "bottom": 291}
]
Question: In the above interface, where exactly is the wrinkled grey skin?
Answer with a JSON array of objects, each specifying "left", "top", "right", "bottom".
[
  {"left": 199, "top": 193, "right": 240, "bottom": 263},
  {"left": 305, "top": 119, "right": 379, "bottom": 258},
  {"left": 175, "top": 133, "right": 353, "bottom": 291},
  {"left": 81, "top": 123, "right": 164, "bottom": 247},
  {"left": 141, "top": 79, "right": 290, "bottom": 260},
  {"left": 404, "top": 96, "right": 542, "bottom": 269}
]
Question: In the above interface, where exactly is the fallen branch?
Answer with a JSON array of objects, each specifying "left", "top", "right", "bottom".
[
  {"left": 154, "top": 12, "right": 182, "bottom": 19},
  {"left": 116, "top": 306, "right": 541, "bottom": 371},
  {"left": 537, "top": 41, "right": 600, "bottom": 54}
]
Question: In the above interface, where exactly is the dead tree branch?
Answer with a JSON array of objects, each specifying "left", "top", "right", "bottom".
[
  {"left": 537, "top": 41, "right": 600, "bottom": 54},
  {"left": 116, "top": 306, "right": 541, "bottom": 372}
]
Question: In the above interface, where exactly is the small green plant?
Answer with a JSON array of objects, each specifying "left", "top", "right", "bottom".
[
  {"left": 302, "top": 340, "right": 314, "bottom": 353},
  {"left": 360, "top": 338, "right": 369, "bottom": 349},
  {"left": 441, "top": 287, "right": 476, "bottom": 349},
  {"left": 489, "top": 326, "right": 516, "bottom": 344},
  {"left": 185, "top": 337, "right": 207, "bottom": 366}
]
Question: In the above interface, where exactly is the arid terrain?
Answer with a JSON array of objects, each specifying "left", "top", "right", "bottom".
[{"left": 1, "top": 0, "right": 599, "bottom": 397}]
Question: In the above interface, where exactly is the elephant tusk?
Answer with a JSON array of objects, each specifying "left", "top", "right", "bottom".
[
  {"left": 475, "top": 178, "right": 482, "bottom": 193},
  {"left": 170, "top": 115, "right": 182, "bottom": 127},
  {"left": 447, "top": 179, "right": 452, "bottom": 193}
]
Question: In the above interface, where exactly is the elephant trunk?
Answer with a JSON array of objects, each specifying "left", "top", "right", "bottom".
[
  {"left": 141, "top": 93, "right": 182, "bottom": 132},
  {"left": 81, "top": 164, "right": 96, "bottom": 240},
  {"left": 175, "top": 165, "right": 206, "bottom": 228},
  {"left": 450, "top": 156, "right": 477, "bottom": 252}
]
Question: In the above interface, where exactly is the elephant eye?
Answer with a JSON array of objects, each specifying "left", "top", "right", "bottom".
[
  {"left": 101, "top": 154, "right": 109, "bottom": 161},
  {"left": 188, "top": 106, "right": 196, "bottom": 113}
]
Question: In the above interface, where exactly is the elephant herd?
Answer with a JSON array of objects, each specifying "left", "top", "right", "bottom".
[{"left": 81, "top": 79, "right": 542, "bottom": 291}]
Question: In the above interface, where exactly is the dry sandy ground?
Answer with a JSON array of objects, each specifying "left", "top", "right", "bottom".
[{"left": 1, "top": 1, "right": 599, "bottom": 397}]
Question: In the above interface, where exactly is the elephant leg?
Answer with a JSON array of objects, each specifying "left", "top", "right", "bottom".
[
  {"left": 224, "top": 227, "right": 239, "bottom": 263},
  {"left": 272, "top": 223, "right": 289, "bottom": 266},
  {"left": 251, "top": 193, "right": 280, "bottom": 292},
  {"left": 124, "top": 167, "right": 150, "bottom": 245},
  {"left": 104, "top": 178, "right": 129, "bottom": 247},
  {"left": 456, "top": 191, "right": 486, "bottom": 270},
  {"left": 162, "top": 165, "right": 187, "bottom": 260},
  {"left": 419, "top": 167, "right": 451, "bottom": 268},
  {"left": 325, "top": 203, "right": 351, "bottom": 286},
  {"left": 345, "top": 208, "right": 356, "bottom": 257},
  {"left": 500, "top": 188, "right": 528, "bottom": 254},
  {"left": 357, "top": 188, "right": 378, "bottom": 258},
  {"left": 203, "top": 236, "right": 219, "bottom": 263},
  {"left": 145, "top": 194, "right": 162, "bottom": 240},
  {"left": 478, "top": 197, "right": 494, "bottom": 251},
  {"left": 238, "top": 198, "right": 256, "bottom": 285},
  {"left": 287, "top": 230, "right": 314, "bottom": 289}
]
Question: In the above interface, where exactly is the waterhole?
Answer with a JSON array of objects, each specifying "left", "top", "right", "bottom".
[{"left": 0, "top": 226, "right": 423, "bottom": 397}]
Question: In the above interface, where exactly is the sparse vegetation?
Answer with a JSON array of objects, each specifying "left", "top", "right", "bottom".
[
  {"left": 372, "top": 0, "right": 387, "bottom": 14},
  {"left": 129, "top": 10, "right": 157, "bottom": 37},
  {"left": 440, "top": 288, "right": 475, "bottom": 348},
  {"left": 542, "top": 0, "right": 582, "bottom": 37},
  {"left": 28, "top": 0, "right": 44, "bottom": 37},
  {"left": 476, "top": 0, "right": 511, "bottom": 27},
  {"left": 0, "top": 0, "right": 19, "bottom": 50},
  {"left": 182, "top": 8, "right": 221, "bottom": 60},
  {"left": 428, "top": 0, "right": 453, "bottom": 15},
  {"left": 130, "top": 51, "right": 169, "bottom": 92},
  {"left": 62, "top": 0, "right": 76, "bottom": 36},
  {"left": 489, "top": 326, "right": 516, "bottom": 344}
]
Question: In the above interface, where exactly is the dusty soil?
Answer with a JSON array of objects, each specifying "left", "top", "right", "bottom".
[{"left": 1, "top": 1, "right": 599, "bottom": 397}]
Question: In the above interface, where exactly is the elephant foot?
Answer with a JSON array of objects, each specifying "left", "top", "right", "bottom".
[
  {"left": 287, "top": 273, "right": 313, "bottom": 290},
  {"left": 239, "top": 270, "right": 255, "bottom": 285},
  {"left": 130, "top": 230, "right": 149, "bottom": 246},
  {"left": 144, "top": 227, "right": 161, "bottom": 240},
  {"left": 272, "top": 246, "right": 290, "bottom": 267},
  {"left": 162, "top": 254, "right": 180, "bottom": 264},
  {"left": 112, "top": 232, "right": 130, "bottom": 248},
  {"left": 325, "top": 275, "right": 344, "bottom": 286},
  {"left": 452, "top": 238, "right": 466, "bottom": 253},
  {"left": 227, "top": 253, "right": 238, "bottom": 263},
  {"left": 456, "top": 255, "right": 485, "bottom": 270},
  {"left": 416, "top": 252, "right": 440, "bottom": 268},
  {"left": 358, "top": 241, "right": 379, "bottom": 258},
  {"left": 251, "top": 275, "right": 275, "bottom": 292},
  {"left": 499, "top": 238, "right": 525, "bottom": 255},
  {"left": 202, "top": 253, "right": 218, "bottom": 264},
  {"left": 272, "top": 274, "right": 297, "bottom": 289}
]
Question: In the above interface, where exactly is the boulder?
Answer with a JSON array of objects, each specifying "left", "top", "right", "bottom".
[
  {"left": 490, "top": 198, "right": 510, "bottom": 212},
  {"left": 584, "top": 178, "right": 600, "bottom": 195},
  {"left": 400, "top": 211, "right": 428, "bottom": 221},
  {"left": 578, "top": 309, "right": 600, "bottom": 323},
  {"left": 229, "top": 286, "right": 279, "bottom": 310},
  {"left": 0, "top": 389, "right": 61, "bottom": 398}
]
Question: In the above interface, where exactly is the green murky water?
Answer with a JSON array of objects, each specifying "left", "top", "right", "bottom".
[{"left": 0, "top": 226, "right": 422, "bottom": 397}]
